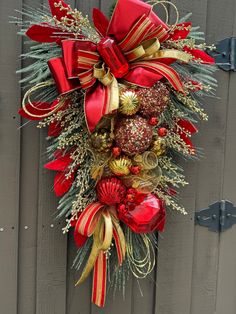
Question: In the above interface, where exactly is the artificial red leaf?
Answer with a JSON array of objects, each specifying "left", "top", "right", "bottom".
[
  {"left": 18, "top": 102, "right": 51, "bottom": 120},
  {"left": 74, "top": 229, "right": 88, "bottom": 247},
  {"left": 26, "top": 23, "right": 63, "bottom": 43},
  {"left": 48, "top": 121, "right": 62, "bottom": 137},
  {"left": 177, "top": 119, "right": 198, "bottom": 134},
  {"left": 48, "top": 0, "right": 73, "bottom": 21},
  {"left": 184, "top": 47, "right": 215, "bottom": 64},
  {"left": 54, "top": 172, "right": 74, "bottom": 197},
  {"left": 44, "top": 154, "right": 72, "bottom": 171},
  {"left": 93, "top": 8, "right": 109, "bottom": 37},
  {"left": 170, "top": 22, "right": 192, "bottom": 40}
]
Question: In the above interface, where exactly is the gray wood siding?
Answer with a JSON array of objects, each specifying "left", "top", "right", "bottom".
[{"left": 0, "top": 0, "right": 236, "bottom": 313}]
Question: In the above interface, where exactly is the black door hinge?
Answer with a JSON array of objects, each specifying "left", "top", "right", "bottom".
[
  {"left": 195, "top": 200, "right": 236, "bottom": 232},
  {"left": 207, "top": 37, "right": 236, "bottom": 71}
]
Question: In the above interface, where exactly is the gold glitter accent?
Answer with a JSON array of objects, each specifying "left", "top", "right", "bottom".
[{"left": 119, "top": 91, "right": 140, "bottom": 116}]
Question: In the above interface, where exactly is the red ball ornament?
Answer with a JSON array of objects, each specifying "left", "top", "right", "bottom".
[
  {"left": 149, "top": 117, "right": 159, "bottom": 126},
  {"left": 112, "top": 146, "right": 121, "bottom": 157},
  {"left": 96, "top": 177, "right": 126, "bottom": 206},
  {"left": 129, "top": 165, "right": 142, "bottom": 175},
  {"left": 115, "top": 116, "right": 153, "bottom": 156},
  {"left": 158, "top": 127, "right": 168, "bottom": 137},
  {"left": 118, "top": 194, "right": 166, "bottom": 233}
]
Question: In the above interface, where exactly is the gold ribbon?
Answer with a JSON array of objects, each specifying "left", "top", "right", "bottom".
[
  {"left": 93, "top": 62, "right": 114, "bottom": 86},
  {"left": 125, "top": 37, "right": 192, "bottom": 63}
]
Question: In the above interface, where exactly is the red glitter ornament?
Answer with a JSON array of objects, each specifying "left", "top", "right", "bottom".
[
  {"left": 118, "top": 194, "right": 166, "bottom": 233},
  {"left": 137, "top": 82, "right": 169, "bottom": 118},
  {"left": 96, "top": 177, "right": 126, "bottom": 206},
  {"left": 158, "top": 127, "right": 168, "bottom": 137},
  {"left": 115, "top": 116, "right": 153, "bottom": 156}
]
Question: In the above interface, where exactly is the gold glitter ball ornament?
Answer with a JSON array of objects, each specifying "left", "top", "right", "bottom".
[
  {"left": 119, "top": 90, "right": 140, "bottom": 116},
  {"left": 151, "top": 138, "right": 167, "bottom": 156},
  {"left": 91, "top": 130, "right": 113, "bottom": 153},
  {"left": 109, "top": 157, "right": 132, "bottom": 176}
]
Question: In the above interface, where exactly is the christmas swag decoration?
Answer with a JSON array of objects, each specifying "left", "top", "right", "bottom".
[{"left": 15, "top": 0, "right": 216, "bottom": 307}]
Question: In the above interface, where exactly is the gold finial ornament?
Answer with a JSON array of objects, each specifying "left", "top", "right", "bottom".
[
  {"left": 109, "top": 157, "right": 132, "bottom": 176},
  {"left": 151, "top": 138, "right": 167, "bottom": 156},
  {"left": 91, "top": 129, "right": 113, "bottom": 153},
  {"left": 119, "top": 90, "right": 140, "bottom": 116}
]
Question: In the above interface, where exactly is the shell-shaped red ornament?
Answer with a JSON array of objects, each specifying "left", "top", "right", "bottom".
[{"left": 96, "top": 177, "right": 126, "bottom": 206}]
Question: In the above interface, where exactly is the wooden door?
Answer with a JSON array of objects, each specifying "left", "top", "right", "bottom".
[{"left": 0, "top": 0, "right": 236, "bottom": 313}]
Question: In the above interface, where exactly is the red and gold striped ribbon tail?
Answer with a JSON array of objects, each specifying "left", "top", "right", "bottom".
[
  {"left": 130, "top": 61, "right": 184, "bottom": 92},
  {"left": 92, "top": 251, "right": 107, "bottom": 307},
  {"left": 118, "top": 14, "right": 154, "bottom": 52}
]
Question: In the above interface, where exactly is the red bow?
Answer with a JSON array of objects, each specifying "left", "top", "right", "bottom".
[{"left": 24, "top": 0, "right": 214, "bottom": 132}]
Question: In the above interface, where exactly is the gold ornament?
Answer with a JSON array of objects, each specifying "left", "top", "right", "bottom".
[
  {"left": 122, "top": 166, "right": 162, "bottom": 193},
  {"left": 109, "top": 157, "right": 132, "bottom": 176},
  {"left": 151, "top": 138, "right": 167, "bottom": 156},
  {"left": 119, "top": 90, "right": 140, "bottom": 116},
  {"left": 91, "top": 130, "right": 113, "bottom": 153}
]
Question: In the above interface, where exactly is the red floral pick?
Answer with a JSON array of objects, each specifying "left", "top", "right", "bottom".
[
  {"left": 48, "top": 121, "right": 62, "bottom": 137},
  {"left": 48, "top": 0, "right": 73, "bottom": 21},
  {"left": 168, "top": 22, "right": 215, "bottom": 64},
  {"left": 176, "top": 119, "right": 198, "bottom": 152},
  {"left": 44, "top": 151, "right": 75, "bottom": 197},
  {"left": 53, "top": 171, "right": 75, "bottom": 197},
  {"left": 170, "top": 22, "right": 192, "bottom": 40},
  {"left": 183, "top": 46, "right": 215, "bottom": 64},
  {"left": 72, "top": 217, "right": 88, "bottom": 247}
]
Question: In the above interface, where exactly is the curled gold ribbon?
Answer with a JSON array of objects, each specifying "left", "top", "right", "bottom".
[
  {"left": 93, "top": 62, "right": 113, "bottom": 86},
  {"left": 126, "top": 229, "right": 156, "bottom": 279},
  {"left": 147, "top": 0, "right": 180, "bottom": 28},
  {"left": 22, "top": 80, "right": 65, "bottom": 119}
]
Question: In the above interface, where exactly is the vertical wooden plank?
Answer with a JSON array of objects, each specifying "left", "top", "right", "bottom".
[
  {"left": 215, "top": 3, "right": 236, "bottom": 313},
  {"left": 35, "top": 1, "right": 76, "bottom": 313},
  {"left": 35, "top": 130, "right": 68, "bottom": 314},
  {"left": 190, "top": 0, "right": 234, "bottom": 313},
  {"left": 0, "top": 0, "right": 21, "bottom": 313},
  {"left": 155, "top": 1, "right": 221, "bottom": 313},
  {"left": 17, "top": 0, "right": 42, "bottom": 312}
]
